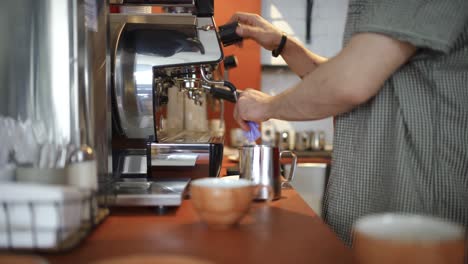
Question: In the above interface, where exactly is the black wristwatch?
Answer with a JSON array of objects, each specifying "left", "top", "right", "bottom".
[{"left": 272, "top": 32, "right": 287, "bottom": 57}]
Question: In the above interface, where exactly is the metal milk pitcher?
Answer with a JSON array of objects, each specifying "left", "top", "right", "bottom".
[{"left": 239, "top": 145, "right": 297, "bottom": 200}]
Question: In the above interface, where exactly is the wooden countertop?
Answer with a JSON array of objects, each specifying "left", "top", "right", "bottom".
[{"left": 43, "top": 188, "right": 352, "bottom": 264}]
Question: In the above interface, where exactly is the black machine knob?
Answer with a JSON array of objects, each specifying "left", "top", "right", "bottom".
[
  {"left": 195, "top": 0, "right": 214, "bottom": 17},
  {"left": 223, "top": 55, "right": 238, "bottom": 70},
  {"left": 219, "top": 22, "right": 243, "bottom": 47}
]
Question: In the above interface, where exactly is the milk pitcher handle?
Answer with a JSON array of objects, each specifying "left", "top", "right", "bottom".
[{"left": 279, "top": 151, "right": 297, "bottom": 182}]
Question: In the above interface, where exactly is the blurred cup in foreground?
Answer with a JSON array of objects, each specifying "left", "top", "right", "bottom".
[
  {"left": 353, "top": 213, "right": 466, "bottom": 264},
  {"left": 191, "top": 178, "right": 255, "bottom": 229}
]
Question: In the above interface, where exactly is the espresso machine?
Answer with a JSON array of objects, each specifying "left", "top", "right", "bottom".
[{"left": 109, "top": 0, "right": 241, "bottom": 206}]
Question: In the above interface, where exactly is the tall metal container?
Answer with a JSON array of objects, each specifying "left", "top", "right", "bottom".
[{"left": 0, "top": 0, "right": 109, "bottom": 187}]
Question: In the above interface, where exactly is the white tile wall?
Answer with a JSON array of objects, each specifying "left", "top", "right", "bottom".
[
  {"left": 260, "top": 0, "right": 349, "bottom": 146},
  {"left": 261, "top": 0, "right": 349, "bottom": 64}
]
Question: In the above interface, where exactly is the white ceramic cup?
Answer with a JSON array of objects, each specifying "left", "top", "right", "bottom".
[
  {"left": 353, "top": 213, "right": 466, "bottom": 264},
  {"left": 230, "top": 128, "right": 247, "bottom": 147},
  {"left": 209, "top": 119, "right": 225, "bottom": 134}
]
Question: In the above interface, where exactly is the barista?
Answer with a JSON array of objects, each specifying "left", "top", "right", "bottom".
[{"left": 230, "top": 0, "right": 468, "bottom": 245}]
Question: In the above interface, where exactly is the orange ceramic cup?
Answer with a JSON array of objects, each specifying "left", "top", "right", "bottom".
[
  {"left": 190, "top": 178, "right": 255, "bottom": 229},
  {"left": 353, "top": 213, "right": 466, "bottom": 264}
]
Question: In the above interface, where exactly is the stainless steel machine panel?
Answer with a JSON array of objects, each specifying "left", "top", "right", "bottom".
[
  {"left": 114, "top": 179, "right": 190, "bottom": 206},
  {"left": 0, "top": 0, "right": 108, "bottom": 179},
  {"left": 110, "top": 14, "right": 223, "bottom": 139}
]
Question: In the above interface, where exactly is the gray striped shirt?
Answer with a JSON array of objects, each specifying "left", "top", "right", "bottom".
[{"left": 323, "top": 0, "right": 468, "bottom": 245}]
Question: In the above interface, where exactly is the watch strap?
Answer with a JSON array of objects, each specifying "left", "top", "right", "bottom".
[{"left": 272, "top": 33, "right": 287, "bottom": 57}]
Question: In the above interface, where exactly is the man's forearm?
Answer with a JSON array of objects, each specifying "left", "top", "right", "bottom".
[
  {"left": 280, "top": 37, "right": 327, "bottom": 78},
  {"left": 267, "top": 33, "right": 416, "bottom": 121},
  {"left": 268, "top": 60, "right": 357, "bottom": 121}
]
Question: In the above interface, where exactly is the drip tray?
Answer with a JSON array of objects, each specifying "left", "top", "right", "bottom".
[{"left": 113, "top": 179, "right": 190, "bottom": 206}]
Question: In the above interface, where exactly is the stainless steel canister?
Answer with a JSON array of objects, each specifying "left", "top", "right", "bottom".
[
  {"left": 275, "top": 131, "right": 290, "bottom": 150},
  {"left": 239, "top": 145, "right": 297, "bottom": 200},
  {"left": 309, "top": 131, "right": 326, "bottom": 151},
  {"left": 294, "top": 132, "right": 310, "bottom": 151}
]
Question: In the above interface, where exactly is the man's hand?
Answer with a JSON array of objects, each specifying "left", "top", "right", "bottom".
[
  {"left": 228, "top": 12, "right": 283, "bottom": 51},
  {"left": 234, "top": 89, "right": 273, "bottom": 131},
  {"left": 228, "top": 12, "right": 327, "bottom": 78}
]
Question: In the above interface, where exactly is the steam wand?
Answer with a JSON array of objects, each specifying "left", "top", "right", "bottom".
[{"left": 200, "top": 67, "right": 239, "bottom": 103}]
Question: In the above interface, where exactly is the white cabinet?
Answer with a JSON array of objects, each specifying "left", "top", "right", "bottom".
[{"left": 285, "top": 163, "right": 329, "bottom": 216}]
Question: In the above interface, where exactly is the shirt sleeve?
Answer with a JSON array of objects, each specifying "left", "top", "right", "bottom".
[{"left": 351, "top": 0, "right": 468, "bottom": 53}]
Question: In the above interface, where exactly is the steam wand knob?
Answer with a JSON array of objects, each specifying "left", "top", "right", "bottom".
[{"left": 219, "top": 22, "right": 243, "bottom": 47}]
